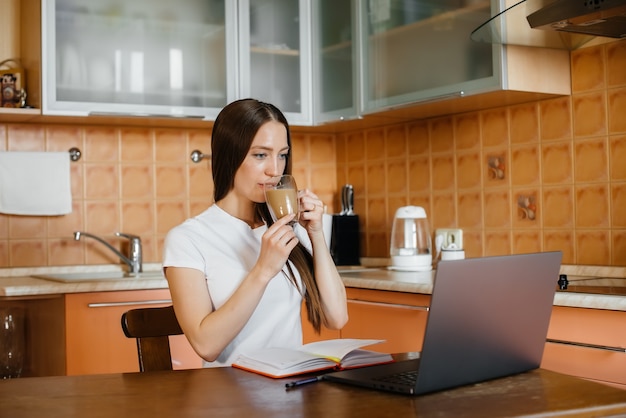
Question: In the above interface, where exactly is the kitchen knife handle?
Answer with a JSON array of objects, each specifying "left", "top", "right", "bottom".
[{"left": 345, "top": 184, "right": 354, "bottom": 215}]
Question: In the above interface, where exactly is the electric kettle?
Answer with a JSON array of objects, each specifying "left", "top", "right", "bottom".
[{"left": 389, "top": 206, "right": 432, "bottom": 271}]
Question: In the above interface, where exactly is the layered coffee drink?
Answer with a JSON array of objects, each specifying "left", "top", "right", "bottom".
[
  {"left": 265, "top": 188, "right": 298, "bottom": 225},
  {"left": 264, "top": 175, "right": 299, "bottom": 226}
]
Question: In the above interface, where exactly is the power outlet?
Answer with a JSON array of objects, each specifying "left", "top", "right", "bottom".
[{"left": 435, "top": 228, "right": 463, "bottom": 251}]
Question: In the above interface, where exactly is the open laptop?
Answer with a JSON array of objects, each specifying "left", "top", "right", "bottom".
[{"left": 324, "top": 251, "right": 562, "bottom": 395}]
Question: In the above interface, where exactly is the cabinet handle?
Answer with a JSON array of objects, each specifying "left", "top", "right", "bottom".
[
  {"left": 87, "top": 299, "right": 172, "bottom": 308},
  {"left": 348, "top": 299, "right": 429, "bottom": 311},
  {"left": 546, "top": 338, "right": 626, "bottom": 353}
]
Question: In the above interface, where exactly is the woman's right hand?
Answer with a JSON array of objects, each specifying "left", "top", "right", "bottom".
[{"left": 255, "top": 213, "right": 299, "bottom": 281}]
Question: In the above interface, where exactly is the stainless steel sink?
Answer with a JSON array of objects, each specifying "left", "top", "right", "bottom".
[{"left": 33, "top": 270, "right": 164, "bottom": 283}]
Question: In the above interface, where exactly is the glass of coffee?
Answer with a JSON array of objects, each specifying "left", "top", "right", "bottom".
[{"left": 264, "top": 175, "right": 299, "bottom": 226}]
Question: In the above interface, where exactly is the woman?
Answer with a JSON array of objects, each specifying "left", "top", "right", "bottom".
[{"left": 163, "top": 98, "right": 348, "bottom": 367}]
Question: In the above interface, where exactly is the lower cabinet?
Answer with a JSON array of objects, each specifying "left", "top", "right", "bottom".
[
  {"left": 25, "top": 286, "right": 622, "bottom": 381},
  {"left": 304, "top": 287, "right": 626, "bottom": 390},
  {"left": 303, "top": 288, "right": 430, "bottom": 354},
  {"left": 301, "top": 302, "right": 341, "bottom": 343},
  {"left": 541, "top": 306, "right": 626, "bottom": 390},
  {"left": 65, "top": 289, "right": 202, "bottom": 375},
  {"left": 0, "top": 295, "right": 66, "bottom": 377},
  {"left": 341, "top": 288, "right": 430, "bottom": 354}
]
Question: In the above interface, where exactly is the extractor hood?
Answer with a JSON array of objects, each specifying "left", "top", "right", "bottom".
[
  {"left": 527, "top": 0, "right": 626, "bottom": 38},
  {"left": 471, "top": 0, "right": 624, "bottom": 50}
]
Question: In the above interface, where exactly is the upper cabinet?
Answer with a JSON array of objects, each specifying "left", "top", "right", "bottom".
[
  {"left": 361, "top": 0, "right": 495, "bottom": 113},
  {"left": 10, "top": 0, "right": 570, "bottom": 126},
  {"left": 238, "top": 0, "right": 312, "bottom": 125},
  {"left": 358, "top": 0, "right": 570, "bottom": 116},
  {"left": 0, "top": 0, "right": 41, "bottom": 118},
  {"left": 41, "top": 0, "right": 237, "bottom": 119},
  {"left": 312, "top": 0, "right": 358, "bottom": 124}
]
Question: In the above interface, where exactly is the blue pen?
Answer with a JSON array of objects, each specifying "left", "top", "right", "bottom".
[{"left": 285, "top": 375, "right": 322, "bottom": 389}]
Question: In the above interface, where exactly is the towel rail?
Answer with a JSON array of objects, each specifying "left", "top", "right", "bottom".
[
  {"left": 68, "top": 147, "right": 212, "bottom": 163},
  {"left": 68, "top": 148, "right": 210, "bottom": 163}
]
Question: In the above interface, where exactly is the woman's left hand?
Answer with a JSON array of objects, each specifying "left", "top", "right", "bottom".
[{"left": 297, "top": 189, "right": 325, "bottom": 233}]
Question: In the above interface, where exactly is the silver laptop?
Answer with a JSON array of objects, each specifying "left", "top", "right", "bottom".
[{"left": 324, "top": 252, "right": 562, "bottom": 395}]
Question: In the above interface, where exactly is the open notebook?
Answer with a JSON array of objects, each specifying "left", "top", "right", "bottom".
[{"left": 232, "top": 338, "right": 393, "bottom": 378}]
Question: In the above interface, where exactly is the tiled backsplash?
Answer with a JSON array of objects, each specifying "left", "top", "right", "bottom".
[
  {"left": 336, "top": 40, "right": 625, "bottom": 266},
  {"left": 0, "top": 124, "right": 336, "bottom": 267},
  {"left": 0, "top": 41, "right": 624, "bottom": 268}
]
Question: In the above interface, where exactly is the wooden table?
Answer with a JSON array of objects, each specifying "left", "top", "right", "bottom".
[{"left": 2, "top": 365, "right": 626, "bottom": 417}]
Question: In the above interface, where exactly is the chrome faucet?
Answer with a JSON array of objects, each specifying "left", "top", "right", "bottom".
[{"left": 74, "top": 231, "right": 143, "bottom": 275}]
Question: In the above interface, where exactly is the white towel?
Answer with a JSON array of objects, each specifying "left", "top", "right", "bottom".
[{"left": 0, "top": 151, "right": 72, "bottom": 216}]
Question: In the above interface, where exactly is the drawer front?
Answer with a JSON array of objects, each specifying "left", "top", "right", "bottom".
[
  {"left": 543, "top": 306, "right": 626, "bottom": 386},
  {"left": 542, "top": 343, "right": 626, "bottom": 387},
  {"left": 65, "top": 290, "right": 201, "bottom": 375}
]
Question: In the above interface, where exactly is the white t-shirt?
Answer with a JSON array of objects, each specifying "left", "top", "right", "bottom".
[{"left": 163, "top": 204, "right": 310, "bottom": 367}]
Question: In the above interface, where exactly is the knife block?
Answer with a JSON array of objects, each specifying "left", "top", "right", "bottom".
[{"left": 330, "top": 215, "right": 360, "bottom": 266}]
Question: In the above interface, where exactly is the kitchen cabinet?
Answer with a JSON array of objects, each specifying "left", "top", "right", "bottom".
[
  {"left": 341, "top": 288, "right": 430, "bottom": 353},
  {"left": 40, "top": 0, "right": 312, "bottom": 124},
  {"left": 301, "top": 302, "right": 341, "bottom": 343},
  {"left": 1, "top": 288, "right": 202, "bottom": 377},
  {"left": 41, "top": 0, "right": 237, "bottom": 119},
  {"left": 64, "top": 289, "right": 201, "bottom": 375},
  {"left": 314, "top": 284, "right": 626, "bottom": 390},
  {"left": 542, "top": 306, "right": 626, "bottom": 390},
  {"left": 312, "top": 0, "right": 358, "bottom": 123},
  {"left": 302, "top": 287, "right": 430, "bottom": 352},
  {"left": 0, "top": 0, "right": 41, "bottom": 118},
  {"left": 0, "top": 295, "right": 66, "bottom": 377},
  {"left": 238, "top": 0, "right": 312, "bottom": 125},
  {"left": 0, "top": 0, "right": 21, "bottom": 63},
  {"left": 9, "top": 0, "right": 571, "bottom": 127},
  {"left": 358, "top": 0, "right": 570, "bottom": 115}
]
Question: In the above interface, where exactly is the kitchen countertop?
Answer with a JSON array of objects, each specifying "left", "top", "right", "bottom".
[
  {"left": 1, "top": 263, "right": 626, "bottom": 312},
  {"left": 0, "top": 264, "right": 169, "bottom": 297},
  {"left": 338, "top": 267, "right": 626, "bottom": 312}
]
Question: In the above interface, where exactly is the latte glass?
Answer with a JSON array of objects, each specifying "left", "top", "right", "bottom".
[{"left": 264, "top": 175, "right": 299, "bottom": 226}]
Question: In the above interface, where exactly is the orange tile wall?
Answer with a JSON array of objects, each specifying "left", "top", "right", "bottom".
[
  {"left": 336, "top": 40, "right": 626, "bottom": 266},
  {"left": 0, "top": 122, "right": 338, "bottom": 267},
  {"left": 0, "top": 40, "right": 624, "bottom": 268}
]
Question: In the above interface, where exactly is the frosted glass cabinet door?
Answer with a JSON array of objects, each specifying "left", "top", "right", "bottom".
[
  {"left": 239, "top": 0, "right": 312, "bottom": 125},
  {"left": 361, "top": 0, "right": 497, "bottom": 113},
  {"left": 42, "top": 0, "right": 236, "bottom": 119},
  {"left": 313, "top": 0, "right": 358, "bottom": 124}
]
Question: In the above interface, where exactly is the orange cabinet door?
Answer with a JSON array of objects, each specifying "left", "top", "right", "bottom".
[
  {"left": 542, "top": 306, "right": 626, "bottom": 389},
  {"left": 340, "top": 288, "right": 430, "bottom": 354},
  {"left": 65, "top": 289, "right": 201, "bottom": 375},
  {"left": 301, "top": 302, "right": 341, "bottom": 343}
]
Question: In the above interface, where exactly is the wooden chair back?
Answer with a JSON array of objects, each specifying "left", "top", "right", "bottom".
[{"left": 121, "top": 305, "right": 183, "bottom": 372}]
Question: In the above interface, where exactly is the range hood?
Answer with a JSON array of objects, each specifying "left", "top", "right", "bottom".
[
  {"left": 527, "top": 0, "right": 626, "bottom": 38},
  {"left": 471, "top": 0, "right": 624, "bottom": 50}
]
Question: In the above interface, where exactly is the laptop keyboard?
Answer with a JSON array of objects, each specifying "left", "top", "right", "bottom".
[{"left": 374, "top": 370, "right": 419, "bottom": 386}]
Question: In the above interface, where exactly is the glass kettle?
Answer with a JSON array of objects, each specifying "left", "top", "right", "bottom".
[{"left": 389, "top": 206, "right": 432, "bottom": 271}]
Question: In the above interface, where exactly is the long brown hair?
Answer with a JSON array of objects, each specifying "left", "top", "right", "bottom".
[{"left": 211, "top": 98, "right": 325, "bottom": 332}]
